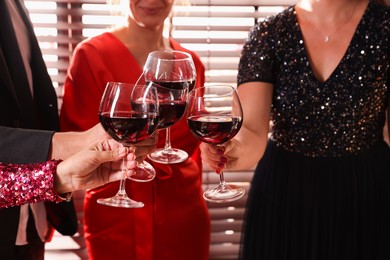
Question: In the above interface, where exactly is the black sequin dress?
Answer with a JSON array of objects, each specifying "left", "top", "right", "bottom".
[{"left": 238, "top": 2, "right": 390, "bottom": 259}]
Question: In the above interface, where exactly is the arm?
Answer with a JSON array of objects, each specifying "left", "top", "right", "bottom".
[
  {"left": 0, "top": 123, "right": 118, "bottom": 163},
  {"left": 0, "top": 139, "right": 136, "bottom": 208},
  {"left": 201, "top": 20, "right": 276, "bottom": 173},
  {"left": 200, "top": 81, "right": 273, "bottom": 172},
  {"left": 0, "top": 126, "right": 54, "bottom": 163},
  {"left": 50, "top": 123, "right": 111, "bottom": 160}
]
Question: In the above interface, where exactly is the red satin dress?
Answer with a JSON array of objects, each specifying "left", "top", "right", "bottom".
[{"left": 60, "top": 33, "right": 210, "bottom": 260}]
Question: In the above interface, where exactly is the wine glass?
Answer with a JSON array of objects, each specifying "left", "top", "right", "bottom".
[
  {"left": 97, "top": 82, "right": 159, "bottom": 208},
  {"left": 187, "top": 85, "right": 245, "bottom": 203},
  {"left": 143, "top": 50, "right": 196, "bottom": 164}
]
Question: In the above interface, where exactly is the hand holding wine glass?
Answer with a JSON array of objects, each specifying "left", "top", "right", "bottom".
[
  {"left": 143, "top": 50, "right": 196, "bottom": 164},
  {"left": 97, "top": 82, "right": 159, "bottom": 208},
  {"left": 187, "top": 85, "right": 245, "bottom": 203}
]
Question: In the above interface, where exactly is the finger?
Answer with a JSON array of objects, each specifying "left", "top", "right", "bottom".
[
  {"left": 199, "top": 144, "right": 228, "bottom": 173},
  {"left": 107, "top": 160, "right": 136, "bottom": 183},
  {"left": 200, "top": 143, "right": 221, "bottom": 162},
  {"left": 125, "top": 152, "right": 135, "bottom": 162},
  {"left": 104, "top": 139, "right": 121, "bottom": 151},
  {"left": 98, "top": 147, "right": 127, "bottom": 164},
  {"left": 124, "top": 156, "right": 137, "bottom": 170},
  {"left": 124, "top": 169, "right": 135, "bottom": 179},
  {"left": 127, "top": 146, "right": 135, "bottom": 154}
]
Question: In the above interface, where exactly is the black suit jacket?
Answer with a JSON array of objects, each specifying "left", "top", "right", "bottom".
[{"left": 0, "top": 1, "right": 77, "bottom": 258}]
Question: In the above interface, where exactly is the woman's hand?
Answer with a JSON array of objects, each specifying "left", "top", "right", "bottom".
[
  {"left": 51, "top": 123, "right": 110, "bottom": 160},
  {"left": 199, "top": 139, "right": 241, "bottom": 174},
  {"left": 54, "top": 139, "right": 136, "bottom": 194}
]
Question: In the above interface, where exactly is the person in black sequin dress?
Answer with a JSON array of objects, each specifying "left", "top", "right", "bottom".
[{"left": 200, "top": 0, "right": 390, "bottom": 259}]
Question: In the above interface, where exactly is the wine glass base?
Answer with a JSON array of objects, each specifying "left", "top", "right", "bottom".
[
  {"left": 203, "top": 184, "right": 245, "bottom": 203},
  {"left": 148, "top": 148, "right": 188, "bottom": 164},
  {"left": 128, "top": 161, "right": 156, "bottom": 182},
  {"left": 97, "top": 196, "right": 144, "bottom": 208}
]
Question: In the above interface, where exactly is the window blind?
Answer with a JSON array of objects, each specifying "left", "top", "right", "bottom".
[
  {"left": 26, "top": 1, "right": 389, "bottom": 259},
  {"left": 25, "top": 0, "right": 298, "bottom": 104}
]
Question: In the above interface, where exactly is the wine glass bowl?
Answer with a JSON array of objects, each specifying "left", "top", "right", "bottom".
[
  {"left": 97, "top": 82, "right": 159, "bottom": 208},
  {"left": 143, "top": 50, "right": 196, "bottom": 91},
  {"left": 155, "top": 84, "right": 188, "bottom": 129},
  {"left": 187, "top": 84, "right": 245, "bottom": 203},
  {"left": 143, "top": 50, "right": 196, "bottom": 164}
]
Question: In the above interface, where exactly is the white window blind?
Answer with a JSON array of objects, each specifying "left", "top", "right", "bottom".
[
  {"left": 25, "top": 0, "right": 298, "bottom": 104},
  {"left": 25, "top": 1, "right": 389, "bottom": 259}
]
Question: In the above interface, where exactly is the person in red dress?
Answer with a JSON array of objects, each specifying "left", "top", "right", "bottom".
[{"left": 59, "top": 0, "right": 210, "bottom": 259}]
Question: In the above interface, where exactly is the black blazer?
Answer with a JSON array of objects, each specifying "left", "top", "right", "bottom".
[{"left": 0, "top": 1, "right": 77, "bottom": 258}]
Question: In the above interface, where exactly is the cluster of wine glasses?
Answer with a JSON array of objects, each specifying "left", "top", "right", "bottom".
[{"left": 98, "top": 50, "right": 245, "bottom": 208}]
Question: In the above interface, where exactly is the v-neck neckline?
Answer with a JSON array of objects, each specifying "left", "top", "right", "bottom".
[{"left": 292, "top": 3, "right": 370, "bottom": 85}]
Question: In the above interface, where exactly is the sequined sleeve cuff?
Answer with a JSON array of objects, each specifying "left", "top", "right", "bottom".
[{"left": 0, "top": 160, "right": 65, "bottom": 208}]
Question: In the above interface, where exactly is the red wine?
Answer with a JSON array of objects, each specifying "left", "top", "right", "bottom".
[
  {"left": 143, "top": 81, "right": 190, "bottom": 128},
  {"left": 152, "top": 80, "right": 195, "bottom": 91},
  {"left": 187, "top": 115, "right": 242, "bottom": 144},
  {"left": 158, "top": 101, "right": 186, "bottom": 128},
  {"left": 99, "top": 112, "right": 158, "bottom": 145}
]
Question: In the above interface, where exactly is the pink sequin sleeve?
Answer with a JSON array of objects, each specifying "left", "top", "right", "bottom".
[{"left": 0, "top": 160, "right": 64, "bottom": 208}]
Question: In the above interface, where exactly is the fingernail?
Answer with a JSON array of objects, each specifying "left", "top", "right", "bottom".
[
  {"left": 219, "top": 156, "right": 228, "bottom": 163},
  {"left": 216, "top": 148, "right": 225, "bottom": 155},
  {"left": 217, "top": 162, "right": 225, "bottom": 168}
]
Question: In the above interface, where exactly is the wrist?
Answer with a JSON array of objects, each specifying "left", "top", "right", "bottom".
[
  {"left": 51, "top": 131, "right": 84, "bottom": 160},
  {"left": 54, "top": 160, "right": 74, "bottom": 194}
]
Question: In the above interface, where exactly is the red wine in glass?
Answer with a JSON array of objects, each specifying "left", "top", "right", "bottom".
[
  {"left": 157, "top": 101, "right": 187, "bottom": 129},
  {"left": 131, "top": 95, "right": 186, "bottom": 129},
  {"left": 145, "top": 80, "right": 191, "bottom": 128},
  {"left": 187, "top": 115, "right": 242, "bottom": 144},
  {"left": 99, "top": 112, "right": 159, "bottom": 145}
]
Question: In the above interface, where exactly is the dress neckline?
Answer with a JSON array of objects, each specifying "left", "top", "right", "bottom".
[{"left": 292, "top": 2, "right": 371, "bottom": 84}]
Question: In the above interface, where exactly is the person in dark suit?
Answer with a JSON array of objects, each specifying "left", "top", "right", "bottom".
[{"left": 0, "top": 1, "right": 121, "bottom": 259}]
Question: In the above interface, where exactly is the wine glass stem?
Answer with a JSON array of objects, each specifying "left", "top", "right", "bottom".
[
  {"left": 219, "top": 172, "right": 227, "bottom": 189},
  {"left": 116, "top": 178, "right": 127, "bottom": 196},
  {"left": 163, "top": 128, "right": 173, "bottom": 150},
  {"left": 217, "top": 145, "right": 227, "bottom": 188},
  {"left": 116, "top": 144, "right": 133, "bottom": 196}
]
